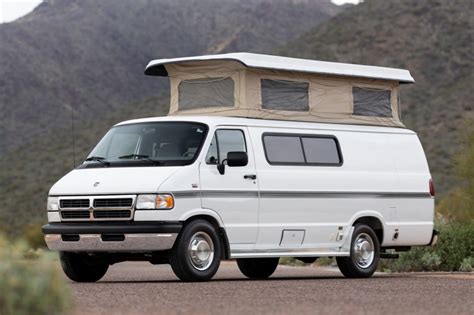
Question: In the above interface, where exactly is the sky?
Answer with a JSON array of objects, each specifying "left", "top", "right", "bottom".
[{"left": 0, "top": 0, "right": 362, "bottom": 24}]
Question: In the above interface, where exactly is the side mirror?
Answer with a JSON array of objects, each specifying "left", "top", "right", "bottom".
[
  {"left": 217, "top": 151, "right": 248, "bottom": 175},
  {"left": 227, "top": 151, "right": 248, "bottom": 167}
]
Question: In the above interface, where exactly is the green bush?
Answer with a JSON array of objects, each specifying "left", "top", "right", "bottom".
[
  {"left": 0, "top": 236, "right": 72, "bottom": 315},
  {"left": 381, "top": 222, "right": 474, "bottom": 272}
]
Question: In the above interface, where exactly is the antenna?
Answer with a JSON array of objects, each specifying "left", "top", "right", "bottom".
[{"left": 71, "top": 103, "right": 76, "bottom": 168}]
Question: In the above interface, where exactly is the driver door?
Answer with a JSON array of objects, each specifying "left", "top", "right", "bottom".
[{"left": 199, "top": 127, "right": 259, "bottom": 244}]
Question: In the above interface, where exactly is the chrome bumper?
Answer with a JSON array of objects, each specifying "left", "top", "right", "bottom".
[{"left": 44, "top": 233, "right": 178, "bottom": 252}]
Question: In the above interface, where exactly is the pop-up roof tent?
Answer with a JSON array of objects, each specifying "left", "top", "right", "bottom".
[{"left": 145, "top": 53, "right": 414, "bottom": 128}]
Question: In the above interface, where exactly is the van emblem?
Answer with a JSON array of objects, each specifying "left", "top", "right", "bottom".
[
  {"left": 191, "top": 183, "right": 198, "bottom": 189},
  {"left": 93, "top": 182, "right": 100, "bottom": 187}
]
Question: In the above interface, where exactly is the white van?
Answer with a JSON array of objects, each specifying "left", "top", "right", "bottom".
[{"left": 43, "top": 53, "right": 437, "bottom": 282}]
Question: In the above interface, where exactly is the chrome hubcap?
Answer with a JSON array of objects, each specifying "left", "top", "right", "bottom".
[
  {"left": 188, "top": 232, "right": 214, "bottom": 271},
  {"left": 353, "top": 232, "right": 375, "bottom": 269}
]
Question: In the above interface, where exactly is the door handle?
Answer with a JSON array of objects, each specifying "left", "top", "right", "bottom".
[{"left": 244, "top": 174, "right": 257, "bottom": 180}]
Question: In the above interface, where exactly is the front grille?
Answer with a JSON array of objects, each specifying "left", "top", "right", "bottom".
[
  {"left": 60, "top": 199, "right": 90, "bottom": 209},
  {"left": 61, "top": 210, "right": 90, "bottom": 219},
  {"left": 93, "top": 210, "right": 132, "bottom": 219},
  {"left": 93, "top": 198, "right": 133, "bottom": 208},
  {"left": 59, "top": 195, "right": 135, "bottom": 221}
]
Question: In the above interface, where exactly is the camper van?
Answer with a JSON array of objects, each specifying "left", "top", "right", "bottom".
[{"left": 43, "top": 53, "right": 437, "bottom": 282}]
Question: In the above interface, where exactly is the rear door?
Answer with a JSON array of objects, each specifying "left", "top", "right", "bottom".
[{"left": 199, "top": 127, "right": 259, "bottom": 244}]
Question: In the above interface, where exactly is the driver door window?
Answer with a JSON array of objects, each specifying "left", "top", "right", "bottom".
[{"left": 205, "top": 129, "right": 246, "bottom": 165}]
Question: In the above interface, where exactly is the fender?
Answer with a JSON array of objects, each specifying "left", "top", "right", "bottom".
[
  {"left": 179, "top": 208, "right": 225, "bottom": 227},
  {"left": 339, "top": 210, "right": 387, "bottom": 247}
]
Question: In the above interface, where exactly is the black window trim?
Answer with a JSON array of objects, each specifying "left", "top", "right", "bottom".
[
  {"left": 262, "top": 132, "right": 343, "bottom": 167},
  {"left": 206, "top": 128, "right": 248, "bottom": 165}
]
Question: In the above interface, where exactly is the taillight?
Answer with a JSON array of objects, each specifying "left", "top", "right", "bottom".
[{"left": 429, "top": 179, "right": 435, "bottom": 197}]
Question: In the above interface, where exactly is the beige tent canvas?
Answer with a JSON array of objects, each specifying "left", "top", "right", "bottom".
[{"left": 145, "top": 53, "right": 415, "bottom": 128}]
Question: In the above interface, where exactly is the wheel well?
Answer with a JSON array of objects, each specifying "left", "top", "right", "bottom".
[
  {"left": 353, "top": 216, "right": 384, "bottom": 244},
  {"left": 183, "top": 215, "right": 230, "bottom": 260}
]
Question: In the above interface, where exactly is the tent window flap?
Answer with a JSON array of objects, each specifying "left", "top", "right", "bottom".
[
  {"left": 178, "top": 77, "right": 234, "bottom": 110},
  {"left": 352, "top": 87, "right": 392, "bottom": 117},
  {"left": 261, "top": 79, "right": 309, "bottom": 111}
]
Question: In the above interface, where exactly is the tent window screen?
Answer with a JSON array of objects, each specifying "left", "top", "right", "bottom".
[
  {"left": 352, "top": 87, "right": 392, "bottom": 117},
  {"left": 261, "top": 79, "right": 309, "bottom": 111},
  {"left": 178, "top": 77, "right": 234, "bottom": 110}
]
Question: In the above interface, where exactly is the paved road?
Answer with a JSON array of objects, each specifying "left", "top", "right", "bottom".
[{"left": 70, "top": 261, "right": 473, "bottom": 315}]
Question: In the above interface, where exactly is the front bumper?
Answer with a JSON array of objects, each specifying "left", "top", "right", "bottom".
[{"left": 42, "top": 222, "right": 182, "bottom": 252}]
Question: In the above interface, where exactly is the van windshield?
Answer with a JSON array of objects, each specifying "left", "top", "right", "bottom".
[{"left": 81, "top": 122, "right": 208, "bottom": 168}]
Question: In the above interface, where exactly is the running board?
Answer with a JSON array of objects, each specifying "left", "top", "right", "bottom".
[{"left": 230, "top": 248, "right": 350, "bottom": 259}]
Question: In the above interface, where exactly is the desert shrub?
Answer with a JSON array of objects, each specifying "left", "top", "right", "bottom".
[
  {"left": 22, "top": 222, "right": 47, "bottom": 249},
  {"left": 459, "top": 257, "right": 473, "bottom": 272},
  {"left": 0, "top": 235, "right": 72, "bottom": 315}
]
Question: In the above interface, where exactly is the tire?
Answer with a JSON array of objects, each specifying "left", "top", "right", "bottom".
[
  {"left": 237, "top": 258, "right": 279, "bottom": 279},
  {"left": 169, "top": 219, "right": 222, "bottom": 282},
  {"left": 59, "top": 252, "right": 109, "bottom": 282},
  {"left": 336, "top": 224, "right": 380, "bottom": 278}
]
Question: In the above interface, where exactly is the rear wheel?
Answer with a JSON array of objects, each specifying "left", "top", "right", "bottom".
[
  {"left": 59, "top": 252, "right": 109, "bottom": 282},
  {"left": 237, "top": 258, "right": 279, "bottom": 279},
  {"left": 336, "top": 224, "right": 380, "bottom": 278},
  {"left": 169, "top": 220, "right": 222, "bottom": 282}
]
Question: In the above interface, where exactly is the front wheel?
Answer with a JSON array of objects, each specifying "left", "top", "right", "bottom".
[
  {"left": 59, "top": 252, "right": 109, "bottom": 282},
  {"left": 169, "top": 220, "right": 222, "bottom": 282},
  {"left": 336, "top": 224, "right": 380, "bottom": 278},
  {"left": 237, "top": 258, "right": 279, "bottom": 279}
]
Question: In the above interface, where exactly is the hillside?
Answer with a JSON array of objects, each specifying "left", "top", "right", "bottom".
[
  {"left": 0, "top": 0, "right": 343, "bottom": 154},
  {"left": 280, "top": 0, "right": 474, "bottom": 197}
]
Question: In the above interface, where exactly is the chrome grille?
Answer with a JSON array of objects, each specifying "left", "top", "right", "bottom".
[
  {"left": 58, "top": 195, "right": 135, "bottom": 222},
  {"left": 93, "top": 198, "right": 133, "bottom": 208},
  {"left": 93, "top": 210, "right": 132, "bottom": 219},
  {"left": 60, "top": 199, "right": 89, "bottom": 209}
]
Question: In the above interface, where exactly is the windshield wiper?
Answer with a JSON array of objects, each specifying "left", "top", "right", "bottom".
[
  {"left": 118, "top": 154, "right": 161, "bottom": 165},
  {"left": 84, "top": 156, "right": 109, "bottom": 165}
]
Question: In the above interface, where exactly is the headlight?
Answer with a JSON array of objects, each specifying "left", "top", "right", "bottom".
[
  {"left": 136, "top": 194, "right": 174, "bottom": 210},
  {"left": 47, "top": 197, "right": 59, "bottom": 211}
]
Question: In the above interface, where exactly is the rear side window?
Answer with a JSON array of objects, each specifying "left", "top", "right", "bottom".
[
  {"left": 263, "top": 133, "right": 342, "bottom": 166},
  {"left": 261, "top": 79, "right": 309, "bottom": 111},
  {"left": 352, "top": 87, "right": 392, "bottom": 117},
  {"left": 301, "top": 137, "right": 341, "bottom": 164},
  {"left": 178, "top": 77, "right": 234, "bottom": 110}
]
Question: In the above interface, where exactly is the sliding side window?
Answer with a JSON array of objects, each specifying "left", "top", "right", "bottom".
[{"left": 263, "top": 133, "right": 342, "bottom": 166}]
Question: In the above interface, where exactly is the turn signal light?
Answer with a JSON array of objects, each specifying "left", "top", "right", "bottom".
[{"left": 155, "top": 194, "right": 174, "bottom": 209}]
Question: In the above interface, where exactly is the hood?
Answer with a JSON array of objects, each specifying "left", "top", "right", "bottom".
[{"left": 49, "top": 167, "right": 180, "bottom": 195}]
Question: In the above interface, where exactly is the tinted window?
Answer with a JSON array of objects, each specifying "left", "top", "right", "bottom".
[
  {"left": 84, "top": 122, "right": 208, "bottom": 167},
  {"left": 179, "top": 77, "right": 234, "bottom": 110},
  {"left": 263, "top": 133, "right": 342, "bottom": 166},
  {"left": 261, "top": 79, "right": 309, "bottom": 111},
  {"left": 206, "top": 129, "right": 246, "bottom": 164},
  {"left": 263, "top": 135, "right": 305, "bottom": 164},
  {"left": 352, "top": 87, "right": 392, "bottom": 117},
  {"left": 302, "top": 137, "right": 341, "bottom": 164}
]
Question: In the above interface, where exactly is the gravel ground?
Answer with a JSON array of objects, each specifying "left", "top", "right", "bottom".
[{"left": 70, "top": 261, "right": 474, "bottom": 315}]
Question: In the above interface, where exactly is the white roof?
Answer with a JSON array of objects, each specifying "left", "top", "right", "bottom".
[
  {"left": 145, "top": 52, "right": 414, "bottom": 83},
  {"left": 116, "top": 115, "right": 415, "bottom": 135}
]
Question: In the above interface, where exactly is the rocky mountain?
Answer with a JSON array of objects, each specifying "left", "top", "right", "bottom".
[{"left": 0, "top": 0, "right": 343, "bottom": 154}]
